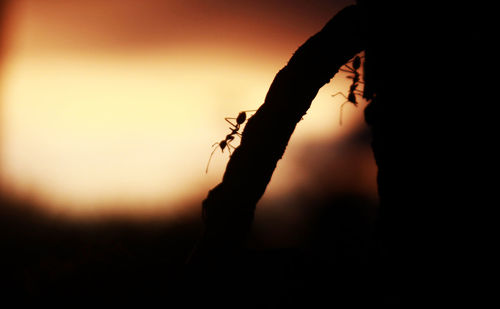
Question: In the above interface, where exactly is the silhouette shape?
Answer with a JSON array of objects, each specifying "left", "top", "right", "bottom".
[
  {"left": 205, "top": 110, "right": 255, "bottom": 173},
  {"left": 191, "top": 1, "right": 488, "bottom": 304},
  {"left": 190, "top": 5, "right": 365, "bottom": 264},
  {"left": 331, "top": 55, "right": 365, "bottom": 125}
]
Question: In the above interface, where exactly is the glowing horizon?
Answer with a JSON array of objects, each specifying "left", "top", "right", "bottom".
[{"left": 0, "top": 0, "right": 374, "bottom": 218}]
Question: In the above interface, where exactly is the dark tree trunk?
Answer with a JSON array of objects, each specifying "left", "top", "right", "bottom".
[{"left": 359, "top": 0, "right": 488, "bottom": 304}]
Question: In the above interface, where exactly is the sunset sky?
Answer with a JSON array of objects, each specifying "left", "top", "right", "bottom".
[{"left": 0, "top": 0, "right": 376, "bottom": 218}]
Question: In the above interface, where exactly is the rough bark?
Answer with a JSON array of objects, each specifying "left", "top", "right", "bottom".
[{"left": 190, "top": 5, "right": 365, "bottom": 263}]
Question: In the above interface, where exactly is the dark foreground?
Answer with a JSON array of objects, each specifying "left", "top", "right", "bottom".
[{"left": 1, "top": 194, "right": 390, "bottom": 307}]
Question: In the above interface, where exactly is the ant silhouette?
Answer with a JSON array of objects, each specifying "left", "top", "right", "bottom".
[
  {"left": 332, "top": 55, "right": 365, "bottom": 125},
  {"left": 205, "top": 110, "right": 256, "bottom": 173}
]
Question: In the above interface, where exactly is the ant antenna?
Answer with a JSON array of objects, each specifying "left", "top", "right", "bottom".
[{"left": 205, "top": 143, "right": 220, "bottom": 174}]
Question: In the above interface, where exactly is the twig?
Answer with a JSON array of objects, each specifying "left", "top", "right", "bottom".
[{"left": 189, "top": 5, "right": 366, "bottom": 264}]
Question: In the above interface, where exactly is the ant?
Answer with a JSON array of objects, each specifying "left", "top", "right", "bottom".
[
  {"left": 205, "top": 110, "right": 256, "bottom": 173},
  {"left": 332, "top": 55, "right": 365, "bottom": 125}
]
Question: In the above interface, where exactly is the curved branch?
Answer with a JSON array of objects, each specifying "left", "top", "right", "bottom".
[{"left": 190, "top": 5, "right": 366, "bottom": 263}]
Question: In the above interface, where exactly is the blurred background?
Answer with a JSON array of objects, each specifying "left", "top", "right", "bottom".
[{"left": 0, "top": 0, "right": 378, "bottom": 301}]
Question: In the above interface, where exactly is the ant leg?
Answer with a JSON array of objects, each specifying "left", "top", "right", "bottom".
[
  {"left": 340, "top": 67, "right": 355, "bottom": 73},
  {"left": 340, "top": 63, "right": 356, "bottom": 72},
  {"left": 354, "top": 84, "right": 365, "bottom": 91},
  {"left": 339, "top": 100, "right": 350, "bottom": 126},
  {"left": 332, "top": 92, "right": 348, "bottom": 100},
  {"left": 225, "top": 117, "right": 238, "bottom": 128},
  {"left": 227, "top": 144, "right": 237, "bottom": 156},
  {"left": 227, "top": 129, "right": 242, "bottom": 138},
  {"left": 344, "top": 64, "right": 355, "bottom": 71},
  {"left": 205, "top": 145, "right": 220, "bottom": 174}
]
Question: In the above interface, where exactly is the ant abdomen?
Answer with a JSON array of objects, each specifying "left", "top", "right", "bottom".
[{"left": 219, "top": 140, "right": 227, "bottom": 151}]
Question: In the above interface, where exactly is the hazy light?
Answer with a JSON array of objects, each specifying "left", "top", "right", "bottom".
[{"left": 1, "top": 0, "right": 367, "bottom": 218}]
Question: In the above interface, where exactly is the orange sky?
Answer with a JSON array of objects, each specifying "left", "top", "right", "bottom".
[{"left": 1, "top": 0, "right": 376, "bottom": 218}]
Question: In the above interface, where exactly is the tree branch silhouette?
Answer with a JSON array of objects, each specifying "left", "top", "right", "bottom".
[{"left": 190, "top": 5, "right": 365, "bottom": 263}]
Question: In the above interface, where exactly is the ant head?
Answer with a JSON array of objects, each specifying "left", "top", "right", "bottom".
[
  {"left": 236, "top": 112, "right": 247, "bottom": 125},
  {"left": 352, "top": 56, "right": 361, "bottom": 70},
  {"left": 219, "top": 140, "right": 227, "bottom": 150}
]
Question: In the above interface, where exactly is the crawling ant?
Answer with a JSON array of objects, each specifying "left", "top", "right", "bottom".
[
  {"left": 332, "top": 55, "right": 365, "bottom": 125},
  {"left": 205, "top": 110, "right": 256, "bottom": 173}
]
